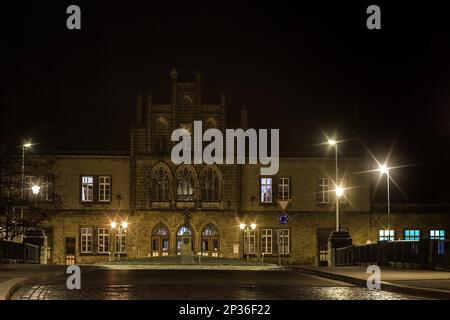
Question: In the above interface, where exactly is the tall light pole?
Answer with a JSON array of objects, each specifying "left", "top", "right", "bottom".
[
  {"left": 328, "top": 139, "right": 340, "bottom": 232},
  {"left": 378, "top": 164, "right": 390, "bottom": 231},
  {"left": 20, "top": 142, "right": 32, "bottom": 242},
  {"left": 240, "top": 223, "right": 256, "bottom": 261}
]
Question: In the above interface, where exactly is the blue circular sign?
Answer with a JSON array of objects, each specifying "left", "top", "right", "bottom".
[{"left": 278, "top": 213, "right": 289, "bottom": 225}]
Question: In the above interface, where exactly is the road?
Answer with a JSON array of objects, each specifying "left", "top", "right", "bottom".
[{"left": 11, "top": 268, "right": 424, "bottom": 300}]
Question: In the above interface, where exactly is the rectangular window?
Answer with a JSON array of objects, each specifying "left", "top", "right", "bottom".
[
  {"left": 404, "top": 229, "right": 420, "bottom": 241},
  {"left": 81, "top": 176, "right": 94, "bottom": 202},
  {"left": 98, "top": 228, "right": 110, "bottom": 253},
  {"left": 278, "top": 229, "right": 290, "bottom": 254},
  {"left": 99, "top": 176, "right": 111, "bottom": 202},
  {"left": 80, "top": 228, "right": 93, "bottom": 253},
  {"left": 430, "top": 229, "right": 446, "bottom": 240},
  {"left": 243, "top": 230, "right": 256, "bottom": 254},
  {"left": 115, "top": 230, "right": 126, "bottom": 254},
  {"left": 261, "top": 229, "right": 272, "bottom": 254},
  {"left": 277, "top": 177, "right": 290, "bottom": 200},
  {"left": 260, "top": 177, "right": 272, "bottom": 203},
  {"left": 317, "top": 178, "right": 329, "bottom": 204},
  {"left": 379, "top": 229, "right": 395, "bottom": 242}
]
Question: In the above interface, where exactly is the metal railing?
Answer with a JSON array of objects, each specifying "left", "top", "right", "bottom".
[
  {"left": 0, "top": 240, "right": 40, "bottom": 264},
  {"left": 336, "top": 240, "right": 450, "bottom": 270}
]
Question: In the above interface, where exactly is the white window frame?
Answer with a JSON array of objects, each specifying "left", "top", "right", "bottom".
[
  {"left": 430, "top": 229, "right": 446, "bottom": 240},
  {"left": 115, "top": 230, "right": 127, "bottom": 254},
  {"left": 99, "top": 176, "right": 111, "bottom": 202},
  {"left": 317, "top": 178, "right": 330, "bottom": 204},
  {"left": 277, "top": 177, "right": 290, "bottom": 200},
  {"left": 379, "top": 229, "right": 395, "bottom": 242},
  {"left": 260, "top": 177, "right": 273, "bottom": 203},
  {"left": 98, "top": 228, "right": 110, "bottom": 253},
  {"left": 243, "top": 229, "right": 256, "bottom": 254},
  {"left": 278, "top": 229, "right": 290, "bottom": 254},
  {"left": 261, "top": 229, "right": 272, "bottom": 254},
  {"left": 81, "top": 176, "right": 94, "bottom": 202},
  {"left": 80, "top": 227, "right": 93, "bottom": 253}
]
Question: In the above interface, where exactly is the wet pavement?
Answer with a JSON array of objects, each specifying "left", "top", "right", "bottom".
[{"left": 11, "top": 269, "right": 426, "bottom": 300}]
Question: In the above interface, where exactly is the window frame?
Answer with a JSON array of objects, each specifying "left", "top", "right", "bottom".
[
  {"left": 261, "top": 229, "right": 273, "bottom": 255},
  {"left": 379, "top": 229, "right": 395, "bottom": 242},
  {"left": 430, "top": 229, "right": 446, "bottom": 240},
  {"left": 98, "top": 176, "right": 112, "bottom": 202},
  {"left": 317, "top": 177, "right": 330, "bottom": 204},
  {"left": 278, "top": 229, "right": 290, "bottom": 255},
  {"left": 115, "top": 229, "right": 127, "bottom": 254},
  {"left": 243, "top": 229, "right": 256, "bottom": 255},
  {"left": 97, "top": 228, "right": 110, "bottom": 253},
  {"left": 81, "top": 176, "right": 94, "bottom": 202},
  {"left": 277, "top": 177, "right": 290, "bottom": 200},
  {"left": 260, "top": 177, "right": 273, "bottom": 204},
  {"left": 80, "top": 227, "right": 93, "bottom": 253},
  {"left": 404, "top": 229, "right": 421, "bottom": 241}
]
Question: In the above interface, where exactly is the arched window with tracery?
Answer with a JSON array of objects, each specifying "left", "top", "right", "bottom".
[
  {"left": 201, "top": 224, "right": 220, "bottom": 256},
  {"left": 151, "top": 166, "right": 171, "bottom": 201},
  {"left": 176, "top": 166, "right": 196, "bottom": 201},
  {"left": 200, "top": 166, "right": 220, "bottom": 201},
  {"left": 176, "top": 225, "right": 194, "bottom": 253},
  {"left": 151, "top": 223, "right": 169, "bottom": 256}
]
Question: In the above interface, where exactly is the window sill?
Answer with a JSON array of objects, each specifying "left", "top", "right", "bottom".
[{"left": 151, "top": 202, "right": 171, "bottom": 209}]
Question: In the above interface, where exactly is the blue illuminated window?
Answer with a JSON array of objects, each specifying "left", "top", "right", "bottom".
[
  {"left": 430, "top": 229, "right": 445, "bottom": 240},
  {"left": 404, "top": 229, "right": 420, "bottom": 241}
]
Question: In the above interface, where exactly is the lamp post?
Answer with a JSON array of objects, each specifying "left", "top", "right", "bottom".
[
  {"left": 110, "top": 221, "right": 128, "bottom": 262},
  {"left": 20, "top": 142, "right": 32, "bottom": 242},
  {"left": 240, "top": 223, "right": 256, "bottom": 261},
  {"left": 327, "top": 139, "right": 340, "bottom": 232},
  {"left": 378, "top": 164, "right": 390, "bottom": 231}
]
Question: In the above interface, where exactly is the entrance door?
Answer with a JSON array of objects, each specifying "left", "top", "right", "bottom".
[
  {"left": 317, "top": 228, "right": 332, "bottom": 267},
  {"left": 65, "top": 237, "right": 76, "bottom": 265}
]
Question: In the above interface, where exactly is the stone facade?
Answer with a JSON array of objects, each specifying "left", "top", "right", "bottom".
[{"left": 37, "top": 70, "right": 450, "bottom": 265}]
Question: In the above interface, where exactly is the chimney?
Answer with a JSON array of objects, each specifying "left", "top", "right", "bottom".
[
  {"left": 240, "top": 107, "right": 248, "bottom": 129},
  {"left": 136, "top": 93, "right": 143, "bottom": 126}
]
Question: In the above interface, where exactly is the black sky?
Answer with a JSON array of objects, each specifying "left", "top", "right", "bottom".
[{"left": 1, "top": 1, "right": 450, "bottom": 203}]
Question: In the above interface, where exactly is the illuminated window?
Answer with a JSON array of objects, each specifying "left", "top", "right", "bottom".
[
  {"left": 98, "top": 228, "right": 110, "bottom": 253},
  {"left": 152, "top": 223, "right": 169, "bottom": 256},
  {"left": 80, "top": 228, "right": 93, "bottom": 253},
  {"left": 261, "top": 229, "right": 272, "bottom": 254},
  {"left": 404, "top": 229, "right": 420, "bottom": 241},
  {"left": 277, "top": 177, "right": 290, "bottom": 200},
  {"left": 260, "top": 177, "right": 272, "bottom": 203},
  {"left": 176, "top": 167, "right": 195, "bottom": 201},
  {"left": 379, "top": 229, "right": 395, "bottom": 242},
  {"left": 81, "top": 176, "right": 94, "bottom": 202},
  {"left": 430, "top": 229, "right": 445, "bottom": 240},
  {"left": 317, "top": 178, "right": 329, "bottom": 204},
  {"left": 99, "top": 176, "right": 111, "bottom": 202}
]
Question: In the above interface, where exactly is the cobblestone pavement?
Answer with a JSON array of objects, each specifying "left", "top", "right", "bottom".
[{"left": 11, "top": 269, "right": 426, "bottom": 300}]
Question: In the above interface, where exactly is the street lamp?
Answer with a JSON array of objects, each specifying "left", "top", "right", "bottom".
[
  {"left": 328, "top": 139, "right": 340, "bottom": 232},
  {"left": 110, "top": 220, "right": 128, "bottom": 261},
  {"left": 240, "top": 223, "right": 256, "bottom": 261},
  {"left": 378, "top": 164, "right": 391, "bottom": 231},
  {"left": 31, "top": 185, "right": 41, "bottom": 196},
  {"left": 20, "top": 142, "right": 32, "bottom": 242}
]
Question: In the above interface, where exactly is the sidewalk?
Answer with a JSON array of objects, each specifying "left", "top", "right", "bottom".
[
  {"left": 0, "top": 264, "right": 67, "bottom": 300},
  {"left": 291, "top": 265, "right": 450, "bottom": 299}
]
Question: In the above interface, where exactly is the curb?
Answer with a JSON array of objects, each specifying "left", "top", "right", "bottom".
[
  {"left": 290, "top": 266, "right": 450, "bottom": 300},
  {"left": 96, "top": 264, "right": 282, "bottom": 271},
  {"left": 1, "top": 265, "right": 101, "bottom": 300}
]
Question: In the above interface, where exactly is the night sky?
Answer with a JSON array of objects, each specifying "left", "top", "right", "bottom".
[{"left": 1, "top": 1, "right": 450, "bottom": 203}]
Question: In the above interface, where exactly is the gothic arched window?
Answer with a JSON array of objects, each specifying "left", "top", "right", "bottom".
[
  {"left": 151, "top": 166, "right": 170, "bottom": 201},
  {"left": 200, "top": 166, "right": 220, "bottom": 201},
  {"left": 176, "top": 166, "right": 196, "bottom": 201},
  {"left": 151, "top": 223, "right": 169, "bottom": 256},
  {"left": 201, "top": 224, "right": 219, "bottom": 256}
]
